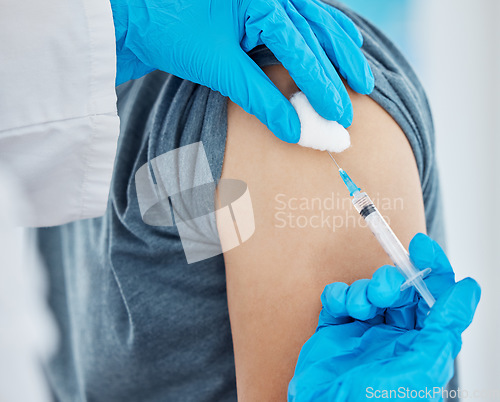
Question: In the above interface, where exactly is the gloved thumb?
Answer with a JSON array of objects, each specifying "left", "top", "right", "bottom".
[
  {"left": 425, "top": 277, "right": 480, "bottom": 338},
  {"left": 412, "top": 278, "right": 481, "bottom": 364},
  {"left": 221, "top": 50, "right": 301, "bottom": 143},
  {"left": 409, "top": 233, "right": 455, "bottom": 299}
]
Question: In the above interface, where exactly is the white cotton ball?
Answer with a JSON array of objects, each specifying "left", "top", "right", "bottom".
[{"left": 289, "top": 91, "right": 351, "bottom": 153}]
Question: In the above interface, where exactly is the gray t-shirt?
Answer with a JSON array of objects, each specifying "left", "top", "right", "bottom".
[{"left": 35, "top": 1, "right": 446, "bottom": 400}]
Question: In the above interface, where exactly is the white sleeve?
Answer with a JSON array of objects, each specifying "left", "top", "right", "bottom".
[
  {"left": 0, "top": 0, "right": 120, "bottom": 227},
  {"left": 0, "top": 165, "right": 58, "bottom": 402}
]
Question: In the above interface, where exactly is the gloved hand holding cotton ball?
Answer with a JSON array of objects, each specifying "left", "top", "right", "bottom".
[{"left": 289, "top": 92, "right": 351, "bottom": 153}]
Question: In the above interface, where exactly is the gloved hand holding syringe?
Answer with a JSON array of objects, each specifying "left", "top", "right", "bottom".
[{"left": 326, "top": 152, "right": 436, "bottom": 308}]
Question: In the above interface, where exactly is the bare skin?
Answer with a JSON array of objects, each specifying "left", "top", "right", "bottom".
[{"left": 217, "top": 64, "right": 426, "bottom": 401}]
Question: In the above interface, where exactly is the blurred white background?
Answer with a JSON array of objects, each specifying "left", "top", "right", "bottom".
[{"left": 342, "top": 0, "right": 500, "bottom": 398}]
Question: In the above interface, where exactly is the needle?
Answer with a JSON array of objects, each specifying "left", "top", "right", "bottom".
[{"left": 326, "top": 151, "right": 341, "bottom": 170}]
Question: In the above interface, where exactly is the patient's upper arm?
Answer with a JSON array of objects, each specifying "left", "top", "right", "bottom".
[{"left": 217, "top": 64, "right": 426, "bottom": 401}]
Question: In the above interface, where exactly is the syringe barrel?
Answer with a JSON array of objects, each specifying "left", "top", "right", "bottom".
[{"left": 352, "top": 192, "right": 435, "bottom": 307}]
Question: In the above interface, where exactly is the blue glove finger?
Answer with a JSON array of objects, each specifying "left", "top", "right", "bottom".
[
  {"left": 305, "top": 0, "right": 363, "bottom": 47},
  {"left": 345, "top": 279, "right": 379, "bottom": 321},
  {"left": 367, "top": 266, "right": 418, "bottom": 330},
  {"left": 312, "top": 18, "right": 374, "bottom": 96},
  {"left": 321, "top": 282, "right": 349, "bottom": 318},
  {"left": 408, "top": 278, "right": 481, "bottom": 381},
  {"left": 409, "top": 233, "right": 455, "bottom": 297},
  {"left": 224, "top": 50, "right": 301, "bottom": 143},
  {"left": 322, "top": 280, "right": 382, "bottom": 323},
  {"left": 291, "top": 0, "right": 362, "bottom": 47},
  {"left": 367, "top": 265, "right": 415, "bottom": 308},
  {"left": 409, "top": 233, "right": 452, "bottom": 275},
  {"left": 284, "top": 2, "right": 353, "bottom": 126},
  {"left": 316, "top": 1, "right": 364, "bottom": 47},
  {"left": 250, "top": 3, "right": 345, "bottom": 123},
  {"left": 320, "top": 282, "right": 379, "bottom": 326},
  {"left": 291, "top": 0, "right": 374, "bottom": 96}
]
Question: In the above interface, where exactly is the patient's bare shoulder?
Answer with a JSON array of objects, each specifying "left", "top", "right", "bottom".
[{"left": 218, "top": 64, "right": 426, "bottom": 401}]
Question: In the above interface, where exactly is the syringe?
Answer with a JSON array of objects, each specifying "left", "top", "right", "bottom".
[{"left": 327, "top": 152, "right": 435, "bottom": 308}]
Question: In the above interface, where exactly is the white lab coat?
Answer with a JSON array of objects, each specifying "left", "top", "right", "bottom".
[
  {"left": 0, "top": 0, "right": 120, "bottom": 227},
  {"left": 0, "top": 163, "right": 58, "bottom": 402}
]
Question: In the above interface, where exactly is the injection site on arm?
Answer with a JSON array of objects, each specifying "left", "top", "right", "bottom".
[{"left": 290, "top": 90, "right": 434, "bottom": 307}]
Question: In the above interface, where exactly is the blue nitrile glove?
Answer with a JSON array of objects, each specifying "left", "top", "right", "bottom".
[
  {"left": 288, "top": 234, "right": 481, "bottom": 402},
  {"left": 110, "top": 0, "right": 374, "bottom": 142}
]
